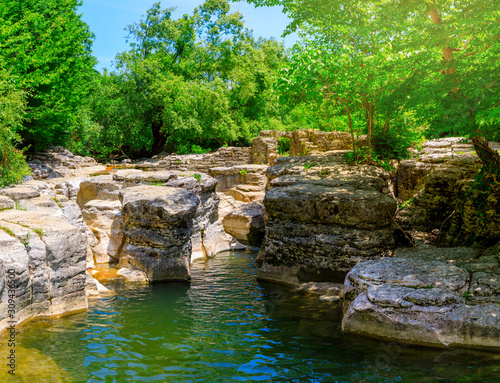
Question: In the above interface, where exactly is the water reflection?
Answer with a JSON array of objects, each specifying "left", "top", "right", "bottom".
[{"left": 7, "top": 250, "right": 500, "bottom": 382}]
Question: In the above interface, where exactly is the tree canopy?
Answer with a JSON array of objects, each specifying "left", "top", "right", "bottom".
[
  {"left": 0, "top": 0, "right": 96, "bottom": 150},
  {"left": 242, "top": 0, "right": 500, "bottom": 148},
  {"left": 85, "top": 0, "right": 287, "bottom": 157}
]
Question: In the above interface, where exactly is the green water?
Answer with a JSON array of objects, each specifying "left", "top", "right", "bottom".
[{"left": 10, "top": 250, "right": 500, "bottom": 382}]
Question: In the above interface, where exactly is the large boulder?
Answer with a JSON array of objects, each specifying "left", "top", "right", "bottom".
[
  {"left": 396, "top": 137, "right": 500, "bottom": 246},
  {"left": 0, "top": 210, "right": 87, "bottom": 332},
  {"left": 222, "top": 202, "right": 265, "bottom": 246},
  {"left": 115, "top": 170, "right": 244, "bottom": 262},
  {"left": 342, "top": 245, "right": 500, "bottom": 350},
  {"left": 118, "top": 185, "right": 199, "bottom": 282},
  {"left": 258, "top": 155, "right": 397, "bottom": 286}
]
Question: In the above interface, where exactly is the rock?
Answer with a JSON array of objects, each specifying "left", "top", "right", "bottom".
[
  {"left": 295, "top": 282, "right": 344, "bottom": 298},
  {"left": 209, "top": 165, "right": 267, "bottom": 203},
  {"left": 342, "top": 284, "right": 500, "bottom": 350},
  {"left": 342, "top": 244, "right": 500, "bottom": 351},
  {"left": 222, "top": 202, "right": 265, "bottom": 246},
  {"left": 0, "top": 187, "right": 40, "bottom": 201},
  {"left": 116, "top": 267, "right": 149, "bottom": 283},
  {"left": 82, "top": 200, "right": 124, "bottom": 265},
  {"left": 27, "top": 146, "right": 98, "bottom": 180},
  {"left": 118, "top": 185, "right": 199, "bottom": 282},
  {"left": 77, "top": 175, "right": 122, "bottom": 207},
  {"left": 258, "top": 156, "right": 397, "bottom": 286},
  {"left": 85, "top": 271, "right": 112, "bottom": 297},
  {"left": 217, "top": 193, "right": 244, "bottom": 220},
  {"left": 0, "top": 210, "right": 87, "bottom": 332},
  {"left": 0, "top": 196, "right": 15, "bottom": 209},
  {"left": 344, "top": 257, "right": 469, "bottom": 300}
]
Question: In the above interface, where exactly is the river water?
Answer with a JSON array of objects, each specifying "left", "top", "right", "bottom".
[{"left": 8, "top": 250, "right": 500, "bottom": 382}]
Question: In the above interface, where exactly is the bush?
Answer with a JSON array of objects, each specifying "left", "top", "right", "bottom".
[{"left": 278, "top": 137, "right": 290, "bottom": 155}]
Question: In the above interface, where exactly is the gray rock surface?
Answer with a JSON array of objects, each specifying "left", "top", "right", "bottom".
[
  {"left": 222, "top": 202, "right": 265, "bottom": 246},
  {"left": 342, "top": 244, "right": 500, "bottom": 350},
  {"left": 0, "top": 210, "right": 87, "bottom": 332},
  {"left": 118, "top": 186, "right": 199, "bottom": 282},
  {"left": 258, "top": 155, "right": 397, "bottom": 286}
]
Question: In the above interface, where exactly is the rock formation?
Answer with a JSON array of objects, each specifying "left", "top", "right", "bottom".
[
  {"left": 342, "top": 244, "right": 500, "bottom": 350},
  {"left": 258, "top": 154, "right": 397, "bottom": 286},
  {"left": 222, "top": 202, "right": 265, "bottom": 246},
  {"left": 0, "top": 210, "right": 87, "bottom": 332},
  {"left": 119, "top": 185, "right": 199, "bottom": 282}
]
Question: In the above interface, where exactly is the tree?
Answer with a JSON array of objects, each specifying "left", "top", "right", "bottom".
[
  {"left": 0, "top": 67, "right": 31, "bottom": 186},
  {"left": 241, "top": 0, "right": 500, "bottom": 144},
  {"left": 0, "top": 0, "right": 96, "bottom": 150},
  {"left": 90, "top": 0, "right": 287, "bottom": 157}
]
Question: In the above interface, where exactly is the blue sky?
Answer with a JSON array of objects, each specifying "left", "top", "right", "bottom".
[{"left": 78, "top": 0, "right": 298, "bottom": 71}]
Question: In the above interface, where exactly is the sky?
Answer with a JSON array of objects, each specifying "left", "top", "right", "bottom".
[{"left": 78, "top": 0, "right": 298, "bottom": 71}]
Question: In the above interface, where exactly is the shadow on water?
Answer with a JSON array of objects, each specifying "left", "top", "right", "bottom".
[{"left": 6, "top": 250, "right": 500, "bottom": 382}]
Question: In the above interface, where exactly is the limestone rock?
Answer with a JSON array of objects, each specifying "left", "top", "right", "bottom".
[
  {"left": 222, "top": 202, "right": 265, "bottom": 246},
  {"left": 217, "top": 193, "right": 244, "bottom": 220},
  {"left": 85, "top": 271, "right": 112, "bottom": 297},
  {"left": 0, "top": 187, "right": 40, "bottom": 201},
  {"left": 82, "top": 200, "right": 124, "bottom": 264},
  {"left": 343, "top": 284, "right": 500, "bottom": 350},
  {"left": 0, "top": 196, "right": 15, "bottom": 209},
  {"left": 342, "top": 244, "right": 500, "bottom": 350},
  {"left": 344, "top": 257, "right": 469, "bottom": 300},
  {"left": 0, "top": 210, "right": 87, "bottom": 332},
  {"left": 118, "top": 185, "right": 199, "bottom": 282},
  {"left": 209, "top": 165, "right": 267, "bottom": 203},
  {"left": 27, "top": 146, "right": 98, "bottom": 180},
  {"left": 258, "top": 156, "right": 397, "bottom": 286}
]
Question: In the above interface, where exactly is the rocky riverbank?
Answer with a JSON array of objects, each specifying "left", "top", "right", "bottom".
[{"left": 1, "top": 133, "right": 499, "bottom": 351}]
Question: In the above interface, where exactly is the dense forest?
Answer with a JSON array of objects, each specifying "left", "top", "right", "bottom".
[{"left": 0, "top": 0, "right": 499, "bottom": 186}]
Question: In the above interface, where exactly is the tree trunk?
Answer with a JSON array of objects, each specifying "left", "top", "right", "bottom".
[
  {"left": 339, "top": 99, "right": 356, "bottom": 157},
  {"left": 151, "top": 120, "right": 168, "bottom": 156},
  {"left": 366, "top": 101, "right": 375, "bottom": 150},
  {"left": 472, "top": 135, "right": 500, "bottom": 171}
]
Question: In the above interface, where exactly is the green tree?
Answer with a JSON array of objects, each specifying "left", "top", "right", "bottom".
[
  {"left": 242, "top": 0, "right": 500, "bottom": 144},
  {"left": 0, "top": 0, "right": 96, "bottom": 150},
  {"left": 90, "top": 0, "right": 287, "bottom": 157},
  {"left": 0, "top": 68, "right": 31, "bottom": 186}
]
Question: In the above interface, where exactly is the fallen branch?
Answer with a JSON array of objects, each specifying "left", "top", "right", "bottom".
[{"left": 385, "top": 207, "right": 416, "bottom": 247}]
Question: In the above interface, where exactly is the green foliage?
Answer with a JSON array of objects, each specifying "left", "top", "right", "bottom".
[
  {"left": 79, "top": 0, "right": 287, "bottom": 158},
  {"left": 193, "top": 173, "right": 202, "bottom": 182},
  {"left": 176, "top": 144, "right": 210, "bottom": 155},
  {"left": 239, "top": 169, "right": 248, "bottom": 175},
  {"left": 398, "top": 197, "right": 414, "bottom": 211},
  {"left": 14, "top": 202, "right": 27, "bottom": 211},
  {"left": 278, "top": 137, "right": 290, "bottom": 156},
  {"left": 0, "top": 0, "right": 96, "bottom": 150},
  {"left": 149, "top": 181, "right": 164, "bottom": 186},
  {"left": 345, "top": 147, "right": 393, "bottom": 172},
  {"left": 245, "top": 0, "right": 500, "bottom": 160},
  {"left": 32, "top": 228, "right": 46, "bottom": 238},
  {"left": 0, "top": 69, "right": 31, "bottom": 187},
  {"left": 0, "top": 226, "right": 15, "bottom": 237},
  {"left": 304, "top": 162, "right": 316, "bottom": 171},
  {"left": 21, "top": 232, "right": 31, "bottom": 248}
]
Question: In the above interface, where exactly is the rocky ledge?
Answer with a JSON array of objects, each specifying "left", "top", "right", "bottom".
[
  {"left": 258, "top": 154, "right": 397, "bottom": 286},
  {"left": 342, "top": 244, "right": 500, "bottom": 350},
  {"left": 0, "top": 211, "right": 87, "bottom": 332}
]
